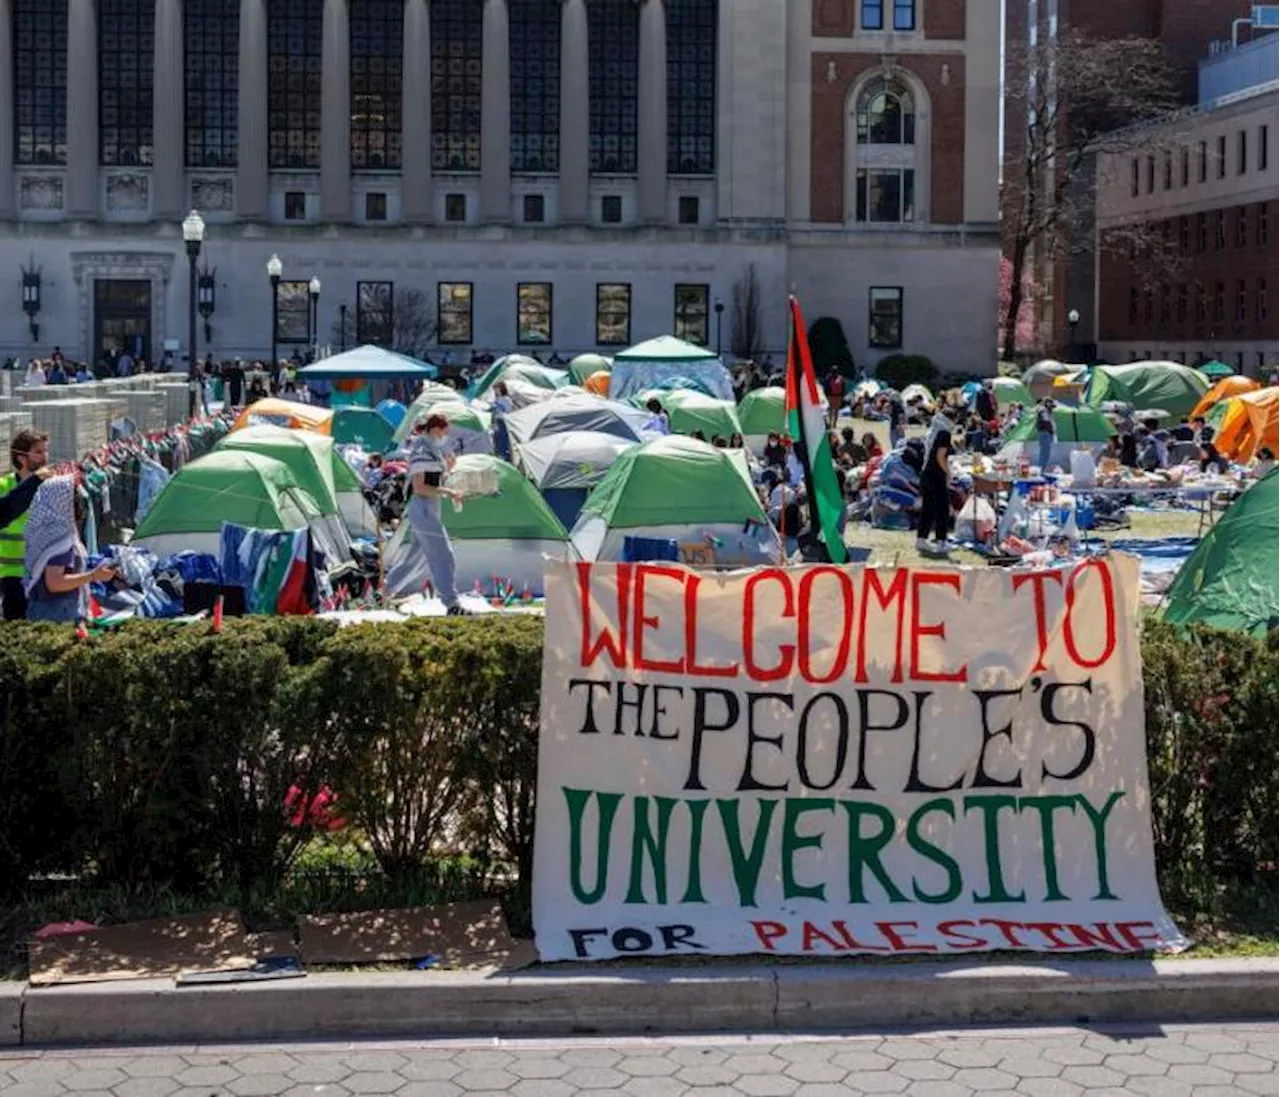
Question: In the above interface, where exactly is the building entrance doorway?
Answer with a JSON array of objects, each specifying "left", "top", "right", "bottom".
[{"left": 94, "top": 279, "right": 152, "bottom": 368}]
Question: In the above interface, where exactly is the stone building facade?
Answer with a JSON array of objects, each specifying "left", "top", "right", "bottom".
[{"left": 0, "top": 0, "right": 999, "bottom": 372}]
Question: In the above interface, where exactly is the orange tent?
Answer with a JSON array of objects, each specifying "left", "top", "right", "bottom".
[
  {"left": 1190, "top": 375, "right": 1260, "bottom": 420},
  {"left": 1215, "top": 387, "right": 1279, "bottom": 463},
  {"left": 584, "top": 370, "right": 611, "bottom": 396},
  {"left": 232, "top": 398, "right": 335, "bottom": 435}
]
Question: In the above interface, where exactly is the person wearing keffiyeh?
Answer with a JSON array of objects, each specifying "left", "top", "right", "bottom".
[{"left": 22, "top": 476, "right": 115, "bottom": 622}]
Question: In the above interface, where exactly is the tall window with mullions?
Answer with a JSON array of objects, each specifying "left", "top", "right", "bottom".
[
  {"left": 350, "top": 0, "right": 403, "bottom": 170},
  {"left": 13, "top": 0, "right": 67, "bottom": 165},
  {"left": 431, "top": 0, "right": 482, "bottom": 171},
  {"left": 510, "top": 0, "right": 560, "bottom": 173},
  {"left": 267, "top": 0, "right": 323, "bottom": 169},
  {"left": 666, "top": 0, "right": 715, "bottom": 175},
  {"left": 185, "top": 0, "right": 238, "bottom": 168},
  {"left": 589, "top": 0, "right": 638, "bottom": 174},
  {"left": 99, "top": 0, "right": 154, "bottom": 166}
]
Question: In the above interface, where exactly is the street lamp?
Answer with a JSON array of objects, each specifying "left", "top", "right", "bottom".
[
  {"left": 20, "top": 261, "right": 41, "bottom": 344},
  {"left": 266, "top": 253, "right": 283, "bottom": 369},
  {"left": 197, "top": 265, "right": 216, "bottom": 345},
  {"left": 182, "top": 210, "right": 205, "bottom": 419},
  {"left": 1067, "top": 307, "right": 1080, "bottom": 361},
  {"left": 339, "top": 302, "right": 348, "bottom": 353},
  {"left": 308, "top": 276, "right": 321, "bottom": 358},
  {"left": 714, "top": 299, "right": 724, "bottom": 356}
]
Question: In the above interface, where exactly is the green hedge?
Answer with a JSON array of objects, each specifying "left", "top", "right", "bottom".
[{"left": 0, "top": 616, "right": 1273, "bottom": 905}]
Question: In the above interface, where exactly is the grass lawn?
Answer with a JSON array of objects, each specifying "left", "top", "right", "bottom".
[{"left": 840, "top": 415, "right": 1203, "bottom": 567}]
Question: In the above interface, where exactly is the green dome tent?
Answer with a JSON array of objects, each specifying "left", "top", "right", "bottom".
[
  {"left": 216, "top": 424, "right": 376, "bottom": 539},
  {"left": 571, "top": 435, "right": 780, "bottom": 566},
  {"left": 1163, "top": 469, "right": 1278, "bottom": 636},
  {"left": 382, "top": 455, "right": 572, "bottom": 596},
  {"left": 1085, "top": 362, "right": 1210, "bottom": 418},
  {"left": 332, "top": 405, "right": 395, "bottom": 451},
  {"left": 132, "top": 450, "right": 333, "bottom": 560},
  {"left": 737, "top": 387, "right": 786, "bottom": 446},
  {"left": 991, "top": 376, "right": 1037, "bottom": 408},
  {"left": 633, "top": 388, "right": 742, "bottom": 440},
  {"left": 393, "top": 399, "right": 493, "bottom": 453},
  {"left": 568, "top": 353, "right": 612, "bottom": 385},
  {"left": 470, "top": 356, "right": 569, "bottom": 400},
  {"left": 1198, "top": 359, "right": 1235, "bottom": 379},
  {"left": 997, "top": 405, "right": 1116, "bottom": 469}
]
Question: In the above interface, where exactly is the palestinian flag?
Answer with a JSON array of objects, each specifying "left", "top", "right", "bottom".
[{"left": 785, "top": 295, "right": 848, "bottom": 564}]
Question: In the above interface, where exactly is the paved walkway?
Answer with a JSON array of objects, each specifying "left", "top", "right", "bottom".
[{"left": 0, "top": 1022, "right": 1274, "bottom": 1097}]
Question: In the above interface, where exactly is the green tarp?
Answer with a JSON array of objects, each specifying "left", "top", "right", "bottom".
[
  {"left": 134, "top": 451, "right": 323, "bottom": 539},
  {"left": 991, "top": 376, "right": 1036, "bottom": 408},
  {"left": 1005, "top": 405, "right": 1117, "bottom": 443},
  {"left": 1163, "top": 469, "right": 1278, "bottom": 636},
  {"left": 615, "top": 335, "right": 718, "bottom": 363},
  {"left": 216, "top": 425, "right": 361, "bottom": 515},
  {"left": 298, "top": 345, "right": 439, "bottom": 381},
  {"left": 1086, "top": 362, "right": 1210, "bottom": 417},
  {"left": 581, "top": 435, "right": 767, "bottom": 528},
  {"left": 737, "top": 386, "right": 786, "bottom": 436},
  {"left": 568, "top": 353, "right": 612, "bottom": 385},
  {"left": 393, "top": 399, "right": 491, "bottom": 444},
  {"left": 443, "top": 455, "right": 568, "bottom": 541}
]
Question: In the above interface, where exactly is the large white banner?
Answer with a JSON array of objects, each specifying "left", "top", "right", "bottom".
[{"left": 533, "top": 558, "right": 1186, "bottom": 961}]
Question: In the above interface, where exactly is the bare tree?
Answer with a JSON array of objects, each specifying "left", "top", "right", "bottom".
[
  {"left": 330, "top": 287, "right": 439, "bottom": 359},
  {"left": 731, "top": 263, "right": 763, "bottom": 361},
  {"left": 1002, "top": 29, "right": 1183, "bottom": 360}
]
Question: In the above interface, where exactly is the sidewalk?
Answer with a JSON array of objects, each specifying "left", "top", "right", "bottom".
[{"left": 6, "top": 957, "right": 1276, "bottom": 1048}]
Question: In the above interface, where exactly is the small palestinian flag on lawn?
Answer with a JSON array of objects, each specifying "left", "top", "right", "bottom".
[{"left": 784, "top": 295, "right": 847, "bottom": 564}]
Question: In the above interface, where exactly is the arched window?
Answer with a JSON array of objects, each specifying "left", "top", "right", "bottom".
[{"left": 856, "top": 79, "right": 915, "bottom": 145}]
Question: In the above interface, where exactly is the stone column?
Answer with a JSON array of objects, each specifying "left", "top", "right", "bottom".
[
  {"left": 0, "top": 0, "right": 14, "bottom": 218},
  {"left": 66, "top": 0, "right": 100, "bottom": 219},
  {"left": 237, "top": 0, "right": 269, "bottom": 220},
  {"left": 401, "top": 0, "right": 432, "bottom": 223},
  {"left": 479, "top": 0, "right": 510, "bottom": 223},
  {"left": 636, "top": 0, "right": 667, "bottom": 224},
  {"left": 558, "top": 0, "right": 589, "bottom": 224},
  {"left": 320, "top": 0, "right": 351, "bottom": 221},
  {"left": 152, "top": 0, "right": 185, "bottom": 220}
]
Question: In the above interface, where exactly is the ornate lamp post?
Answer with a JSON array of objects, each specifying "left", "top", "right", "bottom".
[
  {"left": 308, "top": 276, "right": 322, "bottom": 359},
  {"left": 181, "top": 210, "right": 205, "bottom": 418},
  {"left": 20, "top": 262, "right": 41, "bottom": 344},
  {"left": 266, "top": 253, "right": 283, "bottom": 369}
]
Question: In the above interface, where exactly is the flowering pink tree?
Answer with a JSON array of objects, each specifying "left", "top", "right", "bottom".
[{"left": 997, "top": 254, "right": 1038, "bottom": 356}]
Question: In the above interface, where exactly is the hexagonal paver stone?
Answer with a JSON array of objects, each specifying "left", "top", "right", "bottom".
[
  {"left": 774, "top": 1045, "right": 838, "bottom": 1066},
  {"left": 901, "top": 1080, "right": 971, "bottom": 1097},
  {"left": 509, "top": 1079, "right": 576, "bottom": 1097},
  {"left": 1235, "top": 1073, "right": 1280, "bottom": 1096},
  {"left": 552, "top": 1050, "right": 621, "bottom": 1070},
  {"left": 1183, "top": 1031, "right": 1250, "bottom": 1053},
  {"left": 1012, "top": 1079, "right": 1083, "bottom": 1097},
  {"left": 4, "top": 1083, "right": 70, "bottom": 1097},
  {"left": 616, "top": 1058, "right": 678, "bottom": 1079},
  {"left": 507, "top": 1060, "right": 571, "bottom": 1081},
  {"left": 176, "top": 1064, "right": 241, "bottom": 1088},
  {"left": 452, "top": 1054, "right": 515, "bottom": 1074},
  {"left": 673, "top": 1065, "right": 741, "bottom": 1089},
  {"left": 399, "top": 1084, "right": 463, "bottom": 1097},
  {"left": 734, "top": 1074, "right": 798, "bottom": 1097},
  {"left": 936, "top": 1047, "right": 1002, "bottom": 1070},
  {"left": 878, "top": 1042, "right": 943, "bottom": 1063},
  {"left": 1122, "top": 1077, "right": 1192, "bottom": 1097},
  {"left": 1210, "top": 1052, "right": 1276, "bottom": 1074},
  {"left": 235, "top": 1056, "right": 302, "bottom": 1076},
  {"left": 663, "top": 1048, "right": 728, "bottom": 1069},
  {"left": 1100, "top": 1054, "right": 1166, "bottom": 1077},
  {"left": 1059, "top": 1064, "right": 1129, "bottom": 1089},
  {"left": 1144, "top": 1042, "right": 1208, "bottom": 1065},
  {"left": 115, "top": 1076, "right": 181, "bottom": 1097},
  {"left": 1039, "top": 1046, "right": 1104, "bottom": 1068},
  {"left": 227, "top": 1073, "right": 295, "bottom": 1096},
  {"left": 121, "top": 1057, "right": 190, "bottom": 1079},
  {"left": 400, "top": 1060, "right": 462, "bottom": 1084},
  {"left": 560, "top": 1067, "right": 630, "bottom": 1090},
  {"left": 721, "top": 1055, "right": 788, "bottom": 1078},
  {"left": 1166, "top": 1062, "right": 1238, "bottom": 1086},
  {"left": 63, "top": 1070, "right": 128, "bottom": 1092},
  {"left": 289, "top": 1059, "right": 356, "bottom": 1085},
  {"left": 894, "top": 1060, "right": 956, "bottom": 1082},
  {"left": 281, "top": 1085, "right": 353, "bottom": 1097},
  {"left": 830, "top": 1051, "right": 892, "bottom": 1074},
  {"left": 621, "top": 1075, "right": 688, "bottom": 1097},
  {"left": 344, "top": 1055, "right": 410, "bottom": 1075},
  {"left": 951, "top": 1067, "right": 1018, "bottom": 1091},
  {"left": 793, "top": 1085, "right": 860, "bottom": 1097},
  {"left": 343, "top": 1072, "right": 405, "bottom": 1094},
  {"left": 850, "top": 1074, "right": 908, "bottom": 1094},
  {"left": 452, "top": 1069, "right": 519, "bottom": 1093},
  {"left": 10, "top": 1061, "right": 77, "bottom": 1083},
  {"left": 781, "top": 1060, "right": 848, "bottom": 1085}
]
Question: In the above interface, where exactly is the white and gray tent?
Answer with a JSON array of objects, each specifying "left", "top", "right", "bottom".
[
  {"left": 503, "top": 393, "right": 652, "bottom": 446},
  {"left": 513, "top": 430, "right": 637, "bottom": 529}
]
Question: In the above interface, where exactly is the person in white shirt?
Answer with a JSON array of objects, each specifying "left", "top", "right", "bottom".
[
  {"left": 1252, "top": 447, "right": 1276, "bottom": 479},
  {"left": 23, "top": 359, "right": 45, "bottom": 387},
  {"left": 641, "top": 399, "right": 670, "bottom": 435}
]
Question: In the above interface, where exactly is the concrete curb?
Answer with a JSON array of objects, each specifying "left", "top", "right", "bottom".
[{"left": 13, "top": 958, "right": 1278, "bottom": 1048}]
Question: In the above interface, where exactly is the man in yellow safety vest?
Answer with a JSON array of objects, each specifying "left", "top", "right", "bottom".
[{"left": 0, "top": 428, "right": 49, "bottom": 620}]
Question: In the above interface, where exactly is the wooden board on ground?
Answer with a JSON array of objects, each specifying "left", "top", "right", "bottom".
[
  {"left": 27, "top": 910, "right": 256, "bottom": 987},
  {"left": 299, "top": 900, "right": 533, "bottom": 970}
]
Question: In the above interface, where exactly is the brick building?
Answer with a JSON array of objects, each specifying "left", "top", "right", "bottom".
[
  {"left": 1002, "top": 0, "right": 1258, "bottom": 356},
  {"left": 1093, "top": 38, "right": 1278, "bottom": 375},
  {"left": 0, "top": 0, "right": 1000, "bottom": 374}
]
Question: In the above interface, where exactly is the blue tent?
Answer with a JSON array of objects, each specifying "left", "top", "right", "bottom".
[
  {"left": 298, "top": 345, "right": 439, "bottom": 381},
  {"left": 376, "top": 399, "right": 407, "bottom": 427}
]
